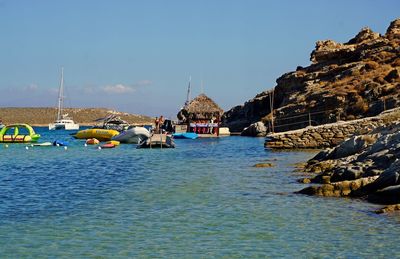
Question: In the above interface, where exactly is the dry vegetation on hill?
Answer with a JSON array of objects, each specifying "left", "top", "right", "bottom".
[{"left": 0, "top": 107, "right": 154, "bottom": 126}]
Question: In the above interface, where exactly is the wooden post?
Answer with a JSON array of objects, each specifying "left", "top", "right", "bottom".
[
  {"left": 269, "top": 89, "right": 275, "bottom": 133},
  {"left": 217, "top": 115, "right": 220, "bottom": 136},
  {"left": 308, "top": 112, "right": 311, "bottom": 127}
]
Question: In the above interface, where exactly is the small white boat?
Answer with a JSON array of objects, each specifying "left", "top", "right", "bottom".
[
  {"left": 49, "top": 117, "right": 80, "bottom": 130},
  {"left": 112, "top": 126, "right": 151, "bottom": 144},
  {"left": 49, "top": 68, "right": 79, "bottom": 131}
]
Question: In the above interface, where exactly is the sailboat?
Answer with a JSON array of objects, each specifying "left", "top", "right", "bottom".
[{"left": 48, "top": 68, "right": 80, "bottom": 130}]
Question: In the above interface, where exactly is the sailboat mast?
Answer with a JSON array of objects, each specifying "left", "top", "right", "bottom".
[
  {"left": 57, "top": 67, "right": 64, "bottom": 121},
  {"left": 185, "top": 76, "right": 191, "bottom": 107}
]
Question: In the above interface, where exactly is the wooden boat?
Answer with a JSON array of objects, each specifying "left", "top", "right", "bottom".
[
  {"left": 73, "top": 128, "right": 120, "bottom": 141},
  {"left": 137, "top": 134, "right": 175, "bottom": 149},
  {"left": 112, "top": 126, "right": 151, "bottom": 144},
  {"left": 0, "top": 124, "right": 40, "bottom": 143},
  {"left": 172, "top": 132, "right": 198, "bottom": 139}
]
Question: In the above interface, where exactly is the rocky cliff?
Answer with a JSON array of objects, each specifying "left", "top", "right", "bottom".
[{"left": 223, "top": 19, "right": 400, "bottom": 135}]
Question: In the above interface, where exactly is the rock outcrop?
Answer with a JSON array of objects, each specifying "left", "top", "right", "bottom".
[
  {"left": 297, "top": 110, "right": 400, "bottom": 212},
  {"left": 223, "top": 18, "right": 400, "bottom": 134}
]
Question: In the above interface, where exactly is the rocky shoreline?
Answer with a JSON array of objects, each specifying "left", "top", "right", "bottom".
[{"left": 296, "top": 109, "right": 400, "bottom": 214}]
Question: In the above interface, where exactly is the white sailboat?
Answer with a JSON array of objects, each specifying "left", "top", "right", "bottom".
[{"left": 48, "top": 68, "right": 79, "bottom": 130}]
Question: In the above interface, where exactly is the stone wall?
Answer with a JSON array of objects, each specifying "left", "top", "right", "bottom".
[{"left": 265, "top": 116, "right": 385, "bottom": 149}]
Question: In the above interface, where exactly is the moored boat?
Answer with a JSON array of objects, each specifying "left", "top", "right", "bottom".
[
  {"left": 112, "top": 126, "right": 151, "bottom": 144},
  {"left": 0, "top": 124, "right": 40, "bottom": 143},
  {"left": 73, "top": 128, "right": 120, "bottom": 141},
  {"left": 53, "top": 140, "right": 69, "bottom": 146},
  {"left": 101, "top": 140, "right": 120, "bottom": 149},
  {"left": 172, "top": 132, "right": 198, "bottom": 139},
  {"left": 32, "top": 142, "right": 53, "bottom": 147},
  {"left": 137, "top": 133, "right": 175, "bottom": 149},
  {"left": 49, "top": 68, "right": 79, "bottom": 131}
]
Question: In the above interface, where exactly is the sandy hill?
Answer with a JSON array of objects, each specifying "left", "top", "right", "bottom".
[
  {"left": 0, "top": 107, "right": 154, "bottom": 126},
  {"left": 223, "top": 18, "right": 400, "bottom": 133}
]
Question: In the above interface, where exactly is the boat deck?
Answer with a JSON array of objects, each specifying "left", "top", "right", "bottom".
[{"left": 138, "top": 134, "right": 175, "bottom": 148}]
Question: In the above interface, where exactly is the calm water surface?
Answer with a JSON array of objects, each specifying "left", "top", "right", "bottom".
[{"left": 0, "top": 128, "right": 398, "bottom": 258}]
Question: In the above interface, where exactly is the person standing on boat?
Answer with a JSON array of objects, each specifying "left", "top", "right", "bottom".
[
  {"left": 159, "top": 116, "right": 164, "bottom": 133},
  {"left": 154, "top": 117, "right": 159, "bottom": 133}
]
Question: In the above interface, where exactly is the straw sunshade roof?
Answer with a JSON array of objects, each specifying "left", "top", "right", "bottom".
[{"left": 178, "top": 94, "right": 223, "bottom": 121}]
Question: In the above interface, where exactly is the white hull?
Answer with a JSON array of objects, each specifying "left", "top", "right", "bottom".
[
  {"left": 112, "top": 127, "right": 150, "bottom": 144},
  {"left": 49, "top": 120, "right": 79, "bottom": 130}
]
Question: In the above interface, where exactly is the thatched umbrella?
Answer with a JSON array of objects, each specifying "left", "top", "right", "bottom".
[{"left": 177, "top": 94, "right": 223, "bottom": 121}]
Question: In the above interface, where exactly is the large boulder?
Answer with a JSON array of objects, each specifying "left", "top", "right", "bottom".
[{"left": 241, "top": 121, "right": 268, "bottom": 137}]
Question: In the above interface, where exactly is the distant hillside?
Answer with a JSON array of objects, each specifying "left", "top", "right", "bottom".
[
  {"left": 0, "top": 107, "right": 154, "bottom": 126},
  {"left": 223, "top": 18, "right": 400, "bottom": 133}
]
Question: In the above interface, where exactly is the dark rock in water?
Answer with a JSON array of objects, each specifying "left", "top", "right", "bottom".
[
  {"left": 297, "top": 177, "right": 378, "bottom": 197},
  {"left": 354, "top": 160, "right": 400, "bottom": 196},
  {"left": 368, "top": 185, "right": 400, "bottom": 205},
  {"left": 253, "top": 162, "right": 274, "bottom": 168},
  {"left": 375, "top": 204, "right": 400, "bottom": 214}
]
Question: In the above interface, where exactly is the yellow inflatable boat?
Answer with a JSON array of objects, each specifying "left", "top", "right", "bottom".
[{"left": 73, "top": 128, "right": 120, "bottom": 141}]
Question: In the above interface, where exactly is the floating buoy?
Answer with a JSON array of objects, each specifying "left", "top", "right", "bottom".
[
  {"left": 30, "top": 144, "right": 34, "bottom": 147},
  {"left": 84, "top": 143, "right": 88, "bottom": 147},
  {"left": 56, "top": 144, "right": 60, "bottom": 147},
  {"left": 98, "top": 146, "right": 102, "bottom": 150},
  {"left": 86, "top": 138, "right": 100, "bottom": 145},
  {"left": 25, "top": 146, "right": 29, "bottom": 150},
  {"left": 64, "top": 146, "right": 68, "bottom": 150},
  {"left": 5, "top": 144, "right": 8, "bottom": 148}
]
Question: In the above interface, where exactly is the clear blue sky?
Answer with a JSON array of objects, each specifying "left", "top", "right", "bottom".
[{"left": 0, "top": 0, "right": 399, "bottom": 118}]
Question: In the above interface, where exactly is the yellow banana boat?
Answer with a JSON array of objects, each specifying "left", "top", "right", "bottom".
[{"left": 74, "top": 128, "right": 120, "bottom": 141}]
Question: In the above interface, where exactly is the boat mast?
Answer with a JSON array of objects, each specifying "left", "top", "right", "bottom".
[
  {"left": 184, "top": 76, "right": 191, "bottom": 107},
  {"left": 57, "top": 67, "right": 64, "bottom": 121}
]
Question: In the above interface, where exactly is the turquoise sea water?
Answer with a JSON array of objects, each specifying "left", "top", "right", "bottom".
[{"left": 0, "top": 127, "right": 399, "bottom": 258}]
